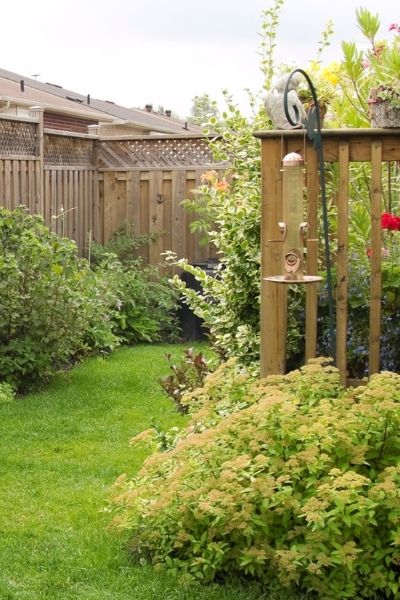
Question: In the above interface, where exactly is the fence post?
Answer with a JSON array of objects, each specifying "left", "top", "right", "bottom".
[
  {"left": 87, "top": 124, "right": 101, "bottom": 243},
  {"left": 29, "top": 106, "right": 44, "bottom": 215}
]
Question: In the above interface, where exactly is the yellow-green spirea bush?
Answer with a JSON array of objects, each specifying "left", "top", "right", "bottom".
[{"left": 110, "top": 360, "right": 400, "bottom": 599}]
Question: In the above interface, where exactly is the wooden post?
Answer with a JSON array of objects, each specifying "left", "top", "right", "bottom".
[
  {"left": 305, "top": 142, "right": 319, "bottom": 361},
  {"left": 29, "top": 106, "right": 44, "bottom": 215},
  {"left": 336, "top": 142, "right": 349, "bottom": 385},
  {"left": 369, "top": 141, "right": 383, "bottom": 375},
  {"left": 260, "top": 138, "right": 287, "bottom": 377}
]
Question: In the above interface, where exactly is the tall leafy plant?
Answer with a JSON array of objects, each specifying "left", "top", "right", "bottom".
[
  {"left": 166, "top": 0, "right": 328, "bottom": 367},
  {"left": 0, "top": 207, "right": 118, "bottom": 390},
  {"left": 90, "top": 228, "right": 180, "bottom": 345}
]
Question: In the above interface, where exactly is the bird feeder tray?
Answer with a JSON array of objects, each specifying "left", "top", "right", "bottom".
[{"left": 264, "top": 275, "right": 322, "bottom": 284}]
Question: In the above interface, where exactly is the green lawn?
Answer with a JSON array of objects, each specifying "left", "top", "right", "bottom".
[{"left": 0, "top": 345, "right": 306, "bottom": 600}]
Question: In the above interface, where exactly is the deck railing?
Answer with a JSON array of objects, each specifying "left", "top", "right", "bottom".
[{"left": 255, "top": 128, "right": 400, "bottom": 384}]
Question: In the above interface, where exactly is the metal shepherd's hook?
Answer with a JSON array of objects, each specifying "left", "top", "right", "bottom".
[{"left": 283, "top": 69, "right": 336, "bottom": 363}]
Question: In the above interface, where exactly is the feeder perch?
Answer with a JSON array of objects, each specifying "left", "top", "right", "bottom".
[{"left": 264, "top": 151, "right": 322, "bottom": 284}]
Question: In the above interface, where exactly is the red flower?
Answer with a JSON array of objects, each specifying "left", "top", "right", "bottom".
[
  {"left": 389, "top": 23, "right": 400, "bottom": 32},
  {"left": 381, "top": 212, "right": 400, "bottom": 231}
]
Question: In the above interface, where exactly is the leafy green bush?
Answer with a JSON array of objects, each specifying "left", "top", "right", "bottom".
[
  {"left": 110, "top": 359, "right": 400, "bottom": 599},
  {"left": 90, "top": 230, "right": 180, "bottom": 344},
  {"left": 0, "top": 207, "right": 118, "bottom": 389}
]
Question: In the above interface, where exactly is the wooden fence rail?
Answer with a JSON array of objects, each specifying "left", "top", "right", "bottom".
[{"left": 255, "top": 128, "right": 400, "bottom": 384}]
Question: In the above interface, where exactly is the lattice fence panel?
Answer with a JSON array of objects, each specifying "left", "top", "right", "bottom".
[
  {"left": 0, "top": 120, "right": 37, "bottom": 156},
  {"left": 44, "top": 134, "right": 95, "bottom": 167},
  {"left": 99, "top": 137, "right": 221, "bottom": 169}
]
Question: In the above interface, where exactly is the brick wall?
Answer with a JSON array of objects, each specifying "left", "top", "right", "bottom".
[{"left": 44, "top": 111, "right": 97, "bottom": 133}]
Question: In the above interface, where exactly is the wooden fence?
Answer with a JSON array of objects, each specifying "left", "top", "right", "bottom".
[
  {"left": 255, "top": 128, "right": 400, "bottom": 384},
  {"left": 0, "top": 111, "right": 221, "bottom": 265}
]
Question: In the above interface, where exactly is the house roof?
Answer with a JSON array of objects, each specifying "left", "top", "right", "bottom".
[
  {"left": 0, "top": 68, "right": 202, "bottom": 135},
  {"left": 0, "top": 71, "right": 113, "bottom": 122}
]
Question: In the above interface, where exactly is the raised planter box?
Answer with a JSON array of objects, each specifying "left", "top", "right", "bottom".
[{"left": 370, "top": 101, "right": 400, "bottom": 128}]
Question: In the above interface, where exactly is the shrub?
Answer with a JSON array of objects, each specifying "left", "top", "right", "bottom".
[
  {"left": 110, "top": 359, "right": 400, "bottom": 599},
  {"left": 90, "top": 229, "right": 180, "bottom": 344},
  {"left": 0, "top": 207, "right": 118, "bottom": 390}
]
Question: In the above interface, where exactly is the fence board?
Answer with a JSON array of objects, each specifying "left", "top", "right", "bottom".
[
  {"left": 261, "top": 138, "right": 288, "bottom": 377},
  {"left": 171, "top": 170, "right": 188, "bottom": 262},
  {"left": 162, "top": 176, "right": 172, "bottom": 274},
  {"left": 35, "top": 160, "right": 42, "bottom": 214},
  {"left": 20, "top": 161, "right": 27, "bottom": 205},
  {"left": 148, "top": 171, "right": 164, "bottom": 266},
  {"left": 126, "top": 171, "right": 141, "bottom": 236},
  {"left": 12, "top": 160, "right": 19, "bottom": 208},
  {"left": 28, "top": 161, "right": 35, "bottom": 211},
  {"left": 369, "top": 141, "right": 383, "bottom": 375},
  {"left": 92, "top": 171, "right": 100, "bottom": 243},
  {"left": 336, "top": 142, "right": 350, "bottom": 385},
  {"left": 4, "top": 160, "right": 11, "bottom": 208}
]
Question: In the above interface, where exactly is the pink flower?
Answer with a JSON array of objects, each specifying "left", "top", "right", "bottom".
[
  {"left": 389, "top": 23, "right": 400, "bottom": 32},
  {"left": 361, "top": 58, "right": 371, "bottom": 69}
]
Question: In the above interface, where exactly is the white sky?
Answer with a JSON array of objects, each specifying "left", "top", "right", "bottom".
[{"left": 0, "top": 0, "right": 396, "bottom": 118}]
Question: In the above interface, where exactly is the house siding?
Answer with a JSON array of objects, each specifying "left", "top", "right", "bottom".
[{"left": 44, "top": 111, "right": 97, "bottom": 133}]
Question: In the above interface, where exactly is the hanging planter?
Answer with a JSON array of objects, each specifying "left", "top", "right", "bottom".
[{"left": 369, "top": 85, "right": 400, "bottom": 128}]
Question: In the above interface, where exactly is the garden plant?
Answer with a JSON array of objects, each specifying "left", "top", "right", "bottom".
[
  {"left": 111, "top": 358, "right": 400, "bottom": 599},
  {"left": 167, "top": 4, "right": 400, "bottom": 377},
  {"left": 2, "top": 3, "right": 400, "bottom": 600},
  {"left": 0, "top": 208, "right": 179, "bottom": 390}
]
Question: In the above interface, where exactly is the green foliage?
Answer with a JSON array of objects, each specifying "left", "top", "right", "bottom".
[
  {"left": 111, "top": 359, "right": 400, "bottom": 598},
  {"left": 166, "top": 98, "right": 266, "bottom": 366},
  {"left": 318, "top": 157, "right": 400, "bottom": 377},
  {"left": 89, "top": 225, "right": 157, "bottom": 268},
  {"left": 343, "top": 236, "right": 400, "bottom": 377},
  {"left": 90, "top": 229, "right": 180, "bottom": 345},
  {"left": 159, "top": 347, "right": 212, "bottom": 413},
  {"left": 0, "top": 381, "right": 14, "bottom": 404},
  {"left": 165, "top": 4, "right": 339, "bottom": 369},
  {"left": 356, "top": 7, "right": 380, "bottom": 43},
  {"left": 258, "top": 0, "right": 285, "bottom": 90},
  {"left": 189, "top": 93, "right": 220, "bottom": 126},
  {"left": 337, "top": 8, "right": 400, "bottom": 124},
  {"left": 0, "top": 207, "right": 118, "bottom": 390}
]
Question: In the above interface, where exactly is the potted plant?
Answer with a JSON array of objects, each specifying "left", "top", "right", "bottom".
[
  {"left": 368, "top": 84, "right": 400, "bottom": 128},
  {"left": 297, "top": 62, "right": 339, "bottom": 127}
]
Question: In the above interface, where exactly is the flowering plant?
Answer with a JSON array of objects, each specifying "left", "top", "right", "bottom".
[
  {"left": 110, "top": 359, "right": 400, "bottom": 598},
  {"left": 381, "top": 212, "right": 400, "bottom": 231},
  {"left": 297, "top": 61, "right": 340, "bottom": 111},
  {"left": 369, "top": 84, "right": 400, "bottom": 109}
]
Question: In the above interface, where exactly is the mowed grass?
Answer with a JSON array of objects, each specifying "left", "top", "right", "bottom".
[{"left": 0, "top": 345, "right": 306, "bottom": 600}]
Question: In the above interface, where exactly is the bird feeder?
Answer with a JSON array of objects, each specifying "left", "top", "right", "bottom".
[{"left": 264, "top": 151, "right": 322, "bottom": 284}]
